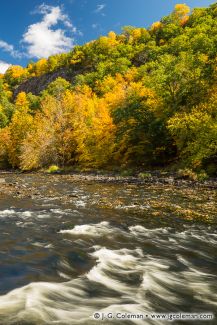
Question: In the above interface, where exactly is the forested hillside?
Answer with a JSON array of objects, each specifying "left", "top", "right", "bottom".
[{"left": 0, "top": 3, "right": 216, "bottom": 176}]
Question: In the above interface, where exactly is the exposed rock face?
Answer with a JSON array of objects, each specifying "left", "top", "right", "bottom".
[{"left": 13, "top": 66, "right": 86, "bottom": 98}]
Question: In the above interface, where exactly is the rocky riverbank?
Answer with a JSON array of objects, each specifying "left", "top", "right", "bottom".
[
  {"left": 0, "top": 170, "right": 217, "bottom": 199},
  {"left": 0, "top": 171, "right": 216, "bottom": 227}
]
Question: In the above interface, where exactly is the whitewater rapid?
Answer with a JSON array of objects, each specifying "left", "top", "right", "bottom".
[{"left": 0, "top": 214, "right": 216, "bottom": 324}]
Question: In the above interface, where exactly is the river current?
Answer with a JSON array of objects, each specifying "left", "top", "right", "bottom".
[{"left": 0, "top": 174, "right": 216, "bottom": 324}]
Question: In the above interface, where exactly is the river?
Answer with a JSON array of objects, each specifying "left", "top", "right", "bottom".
[{"left": 0, "top": 173, "right": 216, "bottom": 324}]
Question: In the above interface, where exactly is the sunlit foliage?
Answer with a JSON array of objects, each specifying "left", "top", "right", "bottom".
[{"left": 0, "top": 3, "right": 216, "bottom": 175}]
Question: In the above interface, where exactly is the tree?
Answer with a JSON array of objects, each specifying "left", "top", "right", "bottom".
[
  {"left": 174, "top": 4, "right": 190, "bottom": 21},
  {"left": 4, "top": 65, "right": 27, "bottom": 86},
  {"left": 20, "top": 94, "right": 74, "bottom": 170},
  {"left": 34, "top": 58, "right": 48, "bottom": 76},
  {"left": 168, "top": 88, "right": 217, "bottom": 173},
  {"left": 42, "top": 78, "right": 71, "bottom": 99},
  {"left": 15, "top": 92, "right": 29, "bottom": 110},
  {"left": 0, "top": 127, "right": 11, "bottom": 167},
  {"left": 0, "top": 106, "right": 8, "bottom": 128},
  {"left": 7, "top": 100, "right": 33, "bottom": 168}
]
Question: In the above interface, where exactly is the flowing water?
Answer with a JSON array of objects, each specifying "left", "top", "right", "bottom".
[{"left": 0, "top": 173, "right": 216, "bottom": 324}]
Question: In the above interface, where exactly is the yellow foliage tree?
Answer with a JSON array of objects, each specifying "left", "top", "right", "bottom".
[
  {"left": 5, "top": 65, "right": 27, "bottom": 81},
  {"left": 35, "top": 58, "right": 48, "bottom": 76},
  {"left": 15, "top": 92, "right": 29, "bottom": 111},
  {"left": 151, "top": 21, "right": 162, "bottom": 31},
  {"left": 0, "top": 127, "right": 10, "bottom": 167},
  {"left": 7, "top": 99, "right": 33, "bottom": 168},
  {"left": 174, "top": 4, "right": 190, "bottom": 25},
  {"left": 108, "top": 31, "right": 117, "bottom": 41},
  {"left": 70, "top": 50, "right": 84, "bottom": 65},
  {"left": 132, "top": 28, "right": 142, "bottom": 40},
  {"left": 174, "top": 4, "right": 190, "bottom": 18},
  {"left": 20, "top": 87, "right": 116, "bottom": 170},
  {"left": 20, "top": 93, "right": 76, "bottom": 170},
  {"left": 69, "top": 85, "right": 116, "bottom": 167}
]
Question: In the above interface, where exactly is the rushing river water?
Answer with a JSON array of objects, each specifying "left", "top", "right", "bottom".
[{"left": 0, "top": 173, "right": 216, "bottom": 324}]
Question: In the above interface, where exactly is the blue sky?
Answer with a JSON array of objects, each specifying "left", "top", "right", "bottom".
[{"left": 0, "top": 0, "right": 215, "bottom": 72}]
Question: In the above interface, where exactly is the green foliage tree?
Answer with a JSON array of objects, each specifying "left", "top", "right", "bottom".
[{"left": 168, "top": 87, "right": 217, "bottom": 174}]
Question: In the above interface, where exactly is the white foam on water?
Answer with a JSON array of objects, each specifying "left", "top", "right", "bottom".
[
  {"left": 37, "top": 214, "right": 51, "bottom": 219},
  {"left": 129, "top": 225, "right": 171, "bottom": 237},
  {"left": 59, "top": 221, "right": 114, "bottom": 237},
  {"left": 50, "top": 209, "right": 71, "bottom": 215},
  {"left": 0, "top": 278, "right": 122, "bottom": 324},
  {"left": 0, "top": 209, "right": 16, "bottom": 217},
  {"left": 58, "top": 272, "right": 72, "bottom": 280},
  {"left": 16, "top": 221, "right": 24, "bottom": 226},
  {"left": 87, "top": 247, "right": 145, "bottom": 297},
  {"left": 0, "top": 210, "right": 39, "bottom": 229},
  {"left": 116, "top": 204, "right": 150, "bottom": 210},
  {"left": 21, "top": 211, "right": 32, "bottom": 217},
  {"left": 74, "top": 200, "right": 86, "bottom": 207},
  {"left": 87, "top": 246, "right": 186, "bottom": 306},
  {"left": 32, "top": 242, "right": 53, "bottom": 249},
  {"left": 0, "top": 222, "right": 216, "bottom": 324}
]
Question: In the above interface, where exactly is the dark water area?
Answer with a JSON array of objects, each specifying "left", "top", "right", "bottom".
[{"left": 0, "top": 173, "right": 216, "bottom": 324}]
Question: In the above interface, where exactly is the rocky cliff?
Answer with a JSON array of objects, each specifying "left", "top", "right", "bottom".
[{"left": 13, "top": 66, "right": 86, "bottom": 98}]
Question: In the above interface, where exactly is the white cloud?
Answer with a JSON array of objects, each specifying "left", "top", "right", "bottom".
[
  {"left": 22, "top": 4, "right": 76, "bottom": 58},
  {"left": 92, "top": 23, "right": 99, "bottom": 29},
  {"left": 0, "top": 40, "right": 21, "bottom": 58},
  {"left": 0, "top": 40, "right": 14, "bottom": 53},
  {"left": 0, "top": 60, "right": 11, "bottom": 73},
  {"left": 95, "top": 4, "right": 106, "bottom": 13}
]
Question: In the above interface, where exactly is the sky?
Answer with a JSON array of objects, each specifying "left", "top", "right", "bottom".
[{"left": 0, "top": 0, "right": 215, "bottom": 73}]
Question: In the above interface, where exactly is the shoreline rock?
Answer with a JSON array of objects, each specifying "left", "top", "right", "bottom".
[{"left": 0, "top": 171, "right": 216, "bottom": 202}]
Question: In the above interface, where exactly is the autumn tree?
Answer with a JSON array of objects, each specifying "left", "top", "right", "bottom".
[
  {"left": 6, "top": 93, "right": 33, "bottom": 167},
  {"left": 168, "top": 87, "right": 217, "bottom": 173},
  {"left": 20, "top": 93, "right": 75, "bottom": 170},
  {"left": 174, "top": 4, "right": 190, "bottom": 25},
  {"left": 4, "top": 65, "right": 28, "bottom": 86}
]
